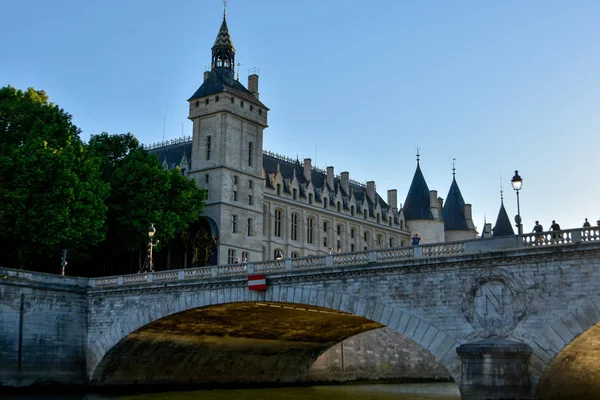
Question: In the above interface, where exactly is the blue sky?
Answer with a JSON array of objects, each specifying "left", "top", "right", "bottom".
[{"left": 2, "top": 0, "right": 599, "bottom": 233}]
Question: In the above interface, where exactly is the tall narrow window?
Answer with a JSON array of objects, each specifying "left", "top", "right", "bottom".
[
  {"left": 227, "top": 249, "right": 236, "bottom": 264},
  {"left": 247, "top": 218, "right": 253, "bottom": 236},
  {"left": 232, "top": 190, "right": 238, "bottom": 202},
  {"left": 232, "top": 215, "right": 238, "bottom": 233},
  {"left": 274, "top": 209, "right": 282, "bottom": 237},
  {"left": 337, "top": 225, "right": 341, "bottom": 235},
  {"left": 337, "top": 202, "right": 341, "bottom": 212},
  {"left": 248, "top": 142, "right": 253, "bottom": 167},
  {"left": 205, "top": 174, "right": 209, "bottom": 183},
  {"left": 351, "top": 205, "right": 355, "bottom": 216},
  {"left": 307, "top": 218, "right": 314, "bottom": 244},
  {"left": 323, "top": 221, "right": 328, "bottom": 232},
  {"left": 277, "top": 184, "right": 281, "bottom": 195},
  {"left": 309, "top": 193, "right": 313, "bottom": 204},
  {"left": 364, "top": 231, "right": 369, "bottom": 242},
  {"left": 241, "top": 251, "right": 249, "bottom": 261},
  {"left": 291, "top": 214, "right": 298, "bottom": 241},
  {"left": 364, "top": 209, "right": 368, "bottom": 219},
  {"left": 249, "top": 180, "right": 253, "bottom": 189},
  {"left": 206, "top": 136, "right": 211, "bottom": 160},
  {"left": 351, "top": 243, "right": 355, "bottom": 252},
  {"left": 248, "top": 195, "right": 253, "bottom": 205},
  {"left": 293, "top": 188, "right": 297, "bottom": 200},
  {"left": 351, "top": 228, "right": 355, "bottom": 238}
]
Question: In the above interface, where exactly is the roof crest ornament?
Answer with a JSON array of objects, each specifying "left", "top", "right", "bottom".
[
  {"left": 416, "top": 147, "right": 420, "bottom": 164},
  {"left": 452, "top": 158, "right": 456, "bottom": 178},
  {"left": 222, "top": 0, "right": 228, "bottom": 18},
  {"left": 500, "top": 176, "right": 504, "bottom": 202}
]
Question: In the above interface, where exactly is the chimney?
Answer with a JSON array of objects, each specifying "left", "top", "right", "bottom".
[
  {"left": 387, "top": 189, "right": 397, "bottom": 210},
  {"left": 483, "top": 222, "right": 492, "bottom": 238},
  {"left": 248, "top": 74, "right": 259, "bottom": 99},
  {"left": 326, "top": 166, "right": 334, "bottom": 190},
  {"left": 340, "top": 172, "right": 349, "bottom": 194},
  {"left": 303, "top": 158, "right": 312, "bottom": 182},
  {"left": 430, "top": 190, "right": 439, "bottom": 218},
  {"left": 464, "top": 204, "right": 473, "bottom": 220},
  {"left": 204, "top": 71, "right": 210, "bottom": 81},
  {"left": 367, "top": 181, "right": 376, "bottom": 203}
]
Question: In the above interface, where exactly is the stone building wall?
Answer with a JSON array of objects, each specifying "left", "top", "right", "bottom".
[{"left": 309, "top": 327, "right": 451, "bottom": 382}]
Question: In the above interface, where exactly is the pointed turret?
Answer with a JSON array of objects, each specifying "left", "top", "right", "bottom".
[
  {"left": 402, "top": 152, "right": 445, "bottom": 243},
  {"left": 442, "top": 163, "right": 477, "bottom": 241},
  {"left": 493, "top": 199, "right": 515, "bottom": 237}
]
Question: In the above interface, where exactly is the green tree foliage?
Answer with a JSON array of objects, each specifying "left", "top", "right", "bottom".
[
  {"left": 0, "top": 86, "right": 108, "bottom": 269},
  {"left": 87, "top": 133, "right": 206, "bottom": 275}
]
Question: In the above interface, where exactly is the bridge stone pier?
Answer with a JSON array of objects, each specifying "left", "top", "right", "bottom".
[{"left": 1, "top": 227, "right": 600, "bottom": 399}]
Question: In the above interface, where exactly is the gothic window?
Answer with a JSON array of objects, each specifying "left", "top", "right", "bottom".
[
  {"left": 307, "top": 217, "right": 314, "bottom": 244},
  {"left": 274, "top": 209, "right": 282, "bottom": 237},
  {"left": 206, "top": 136, "right": 211, "bottom": 160},
  {"left": 232, "top": 215, "right": 238, "bottom": 233},
  {"left": 247, "top": 218, "right": 253, "bottom": 236},
  {"left": 227, "top": 249, "right": 236, "bottom": 264},
  {"left": 291, "top": 214, "right": 298, "bottom": 241}
]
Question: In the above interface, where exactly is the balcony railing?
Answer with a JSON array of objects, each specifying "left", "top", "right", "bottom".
[{"left": 89, "top": 227, "right": 600, "bottom": 288}]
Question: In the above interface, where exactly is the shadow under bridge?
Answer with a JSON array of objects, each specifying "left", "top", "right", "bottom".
[{"left": 91, "top": 302, "right": 382, "bottom": 387}]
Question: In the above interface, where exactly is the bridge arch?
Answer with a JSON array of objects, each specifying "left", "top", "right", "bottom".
[
  {"left": 87, "top": 284, "right": 462, "bottom": 386},
  {"left": 524, "top": 296, "right": 600, "bottom": 398}
]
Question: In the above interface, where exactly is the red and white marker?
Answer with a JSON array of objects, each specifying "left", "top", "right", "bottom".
[{"left": 248, "top": 274, "right": 267, "bottom": 291}]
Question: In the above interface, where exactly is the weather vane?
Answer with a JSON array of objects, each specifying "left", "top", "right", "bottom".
[
  {"left": 416, "top": 147, "right": 420, "bottom": 163},
  {"left": 222, "top": 0, "right": 228, "bottom": 17},
  {"left": 452, "top": 158, "right": 456, "bottom": 177}
]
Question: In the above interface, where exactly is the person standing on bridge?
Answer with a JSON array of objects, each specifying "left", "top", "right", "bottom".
[
  {"left": 583, "top": 218, "right": 591, "bottom": 227},
  {"left": 411, "top": 233, "right": 422, "bottom": 246},
  {"left": 533, "top": 221, "right": 544, "bottom": 243},
  {"left": 550, "top": 220, "right": 562, "bottom": 241}
]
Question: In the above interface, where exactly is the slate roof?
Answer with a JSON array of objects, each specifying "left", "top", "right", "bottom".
[
  {"left": 441, "top": 176, "right": 469, "bottom": 231},
  {"left": 402, "top": 162, "right": 433, "bottom": 221},
  {"left": 213, "top": 17, "right": 235, "bottom": 50},
  {"left": 188, "top": 69, "right": 267, "bottom": 109},
  {"left": 492, "top": 201, "right": 515, "bottom": 237},
  {"left": 262, "top": 153, "right": 394, "bottom": 222},
  {"left": 150, "top": 141, "right": 192, "bottom": 171}
]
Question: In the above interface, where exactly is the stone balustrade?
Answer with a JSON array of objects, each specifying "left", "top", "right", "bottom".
[{"left": 88, "top": 227, "right": 600, "bottom": 288}]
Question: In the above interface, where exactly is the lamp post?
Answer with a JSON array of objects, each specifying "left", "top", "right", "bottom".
[
  {"left": 511, "top": 170, "right": 523, "bottom": 235},
  {"left": 146, "top": 223, "right": 157, "bottom": 272}
]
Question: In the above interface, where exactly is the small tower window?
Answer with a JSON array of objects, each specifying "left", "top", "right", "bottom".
[
  {"left": 364, "top": 209, "right": 368, "bottom": 219},
  {"left": 309, "top": 193, "right": 313, "bottom": 204},
  {"left": 259, "top": 109, "right": 262, "bottom": 115},
  {"left": 206, "top": 136, "right": 211, "bottom": 160},
  {"left": 205, "top": 98, "right": 209, "bottom": 105},
  {"left": 215, "top": 95, "right": 219, "bottom": 102},
  {"left": 240, "top": 101, "right": 244, "bottom": 108},
  {"left": 195, "top": 101, "right": 199, "bottom": 107},
  {"left": 231, "top": 97, "right": 234, "bottom": 104},
  {"left": 247, "top": 218, "right": 253, "bottom": 236},
  {"left": 248, "top": 195, "right": 253, "bottom": 205},
  {"left": 205, "top": 174, "right": 209, "bottom": 183},
  {"left": 351, "top": 206, "right": 355, "bottom": 216},
  {"left": 248, "top": 142, "right": 253, "bottom": 166},
  {"left": 293, "top": 188, "right": 297, "bottom": 200},
  {"left": 232, "top": 215, "right": 238, "bottom": 233},
  {"left": 250, "top": 105, "right": 254, "bottom": 111},
  {"left": 337, "top": 202, "right": 341, "bottom": 212},
  {"left": 277, "top": 184, "right": 281, "bottom": 195}
]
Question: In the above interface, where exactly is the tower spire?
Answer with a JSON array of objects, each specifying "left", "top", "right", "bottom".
[
  {"left": 211, "top": 5, "right": 236, "bottom": 77},
  {"left": 416, "top": 147, "right": 420, "bottom": 164},
  {"left": 452, "top": 158, "right": 456, "bottom": 178}
]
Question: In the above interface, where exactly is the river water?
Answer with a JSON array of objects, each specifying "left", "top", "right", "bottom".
[{"left": 4, "top": 383, "right": 460, "bottom": 400}]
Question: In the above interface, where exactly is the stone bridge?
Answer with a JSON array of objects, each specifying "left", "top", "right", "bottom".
[{"left": 1, "top": 227, "right": 600, "bottom": 399}]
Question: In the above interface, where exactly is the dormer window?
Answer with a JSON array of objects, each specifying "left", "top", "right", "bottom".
[
  {"left": 309, "top": 193, "right": 313, "bottom": 204},
  {"left": 277, "top": 184, "right": 281, "bottom": 195},
  {"left": 293, "top": 188, "right": 297, "bottom": 200}
]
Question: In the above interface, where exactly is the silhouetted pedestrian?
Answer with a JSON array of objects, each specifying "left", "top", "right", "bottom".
[
  {"left": 583, "top": 218, "right": 591, "bottom": 227},
  {"left": 411, "top": 233, "right": 422, "bottom": 246}
]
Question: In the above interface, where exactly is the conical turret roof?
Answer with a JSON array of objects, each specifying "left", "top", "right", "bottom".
[
  {"left": 442, "top": 176, "right": 469, "bottom": 230},
  {"left": 402, "top": 162, "right": 433, "bottom": 221},
  {"left": 493, "top": 201, "right": 515, "bottom": 236},
  {"left": 213, "top": 17, "right": 235, "bottom": 50}
]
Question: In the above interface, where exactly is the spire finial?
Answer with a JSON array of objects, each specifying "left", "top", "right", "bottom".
[
  {"left": 222, "top": 0, "right": 228, "bottom": 18},
  {"left": 500, "top": 176, "right": 504, "bottom": 202},
  {"left": 452, "top": 158, "right": 456, "bottom": 178},
  {"left": 416, "top": 147, "right": 420, "bottom": 164}
]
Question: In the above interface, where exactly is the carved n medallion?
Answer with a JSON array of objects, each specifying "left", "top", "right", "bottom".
[{"left": 462, "top": 268, "right": 527, "bottom": 337}]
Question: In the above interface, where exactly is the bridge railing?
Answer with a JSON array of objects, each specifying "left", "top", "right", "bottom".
[{"left": 87, "top": 226, "right": 600, "bottom": 288}]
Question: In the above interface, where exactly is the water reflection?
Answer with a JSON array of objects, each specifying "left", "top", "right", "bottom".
[{"left": 4, "top": 383, "right": 460, "bottom": 400}]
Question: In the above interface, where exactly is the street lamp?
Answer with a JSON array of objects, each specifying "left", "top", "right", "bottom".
[
  {"left": 511, "top": 170, "right": 523, "bottom": 235},
  {"left": 146, "top": 223, "right": 157, "bottom": 272}
]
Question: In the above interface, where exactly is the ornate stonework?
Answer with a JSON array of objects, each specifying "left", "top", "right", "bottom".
[{"left": 462, "top": 268, "right": 527, "bottom": 338}]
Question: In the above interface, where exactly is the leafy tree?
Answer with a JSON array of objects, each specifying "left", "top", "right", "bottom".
[
  {"left": 0, "top": 86, "right": 108, "bottom": 270},
  {"left": 87, "top": 133, "right": 206, "bottom": 275}
]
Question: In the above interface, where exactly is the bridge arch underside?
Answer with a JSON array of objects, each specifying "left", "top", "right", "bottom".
[
  {"left": 536, "top": 322, "right": 600, "bottom": 399},
  {"left": 92, "top": 302, "right": 391, "bottom": 387}
]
